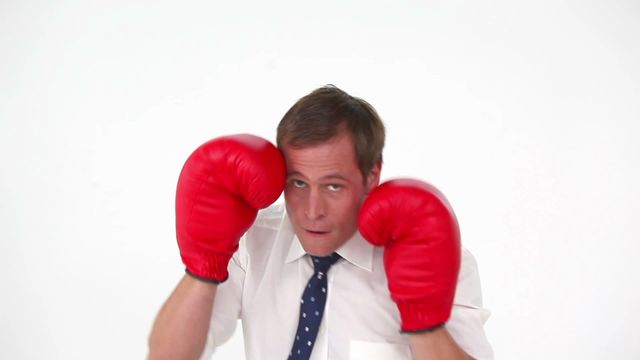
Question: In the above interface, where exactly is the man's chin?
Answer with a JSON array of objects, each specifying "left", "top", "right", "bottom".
[{"left": 298, "top": 234, "right": 338, "bottom": 257}]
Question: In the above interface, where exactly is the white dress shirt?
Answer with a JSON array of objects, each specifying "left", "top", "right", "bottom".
[{"left": 200, "top": 204, "right": 494, "bottom": 360}]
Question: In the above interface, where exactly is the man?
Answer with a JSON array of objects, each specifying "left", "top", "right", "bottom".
[{"left": 148, "top": 85, "right": 493, "bottom": 359}]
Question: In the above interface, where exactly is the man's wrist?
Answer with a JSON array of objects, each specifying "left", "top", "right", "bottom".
[{"left": 408, "top": 326, "right": 472, "bottom": 360}]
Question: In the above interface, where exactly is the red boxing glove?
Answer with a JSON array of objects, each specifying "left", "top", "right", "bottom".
[
  {"left": 175, "top": 134, "right": 285, "bottom": 282},
  {"left": 358, "top": 179, "right": 461, "bottom": 332}
]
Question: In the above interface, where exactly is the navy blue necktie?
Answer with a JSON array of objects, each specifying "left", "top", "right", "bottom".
[{"left": 288, "top": 253, "right": 341, "bottom": 360}]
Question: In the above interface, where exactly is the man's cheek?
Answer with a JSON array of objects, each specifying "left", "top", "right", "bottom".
[{"left": 284, "top": 191, "right": 301, "bottom": 210}]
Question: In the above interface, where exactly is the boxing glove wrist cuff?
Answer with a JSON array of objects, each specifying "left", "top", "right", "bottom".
[
  {"left": 400, "top": 322, "right": 445, "bottom": 334},
  {"left": 395, "top": 297, "right": 453, "bottom": 332},
  {"left": 181, "top": 252, "right": 233, "bottom": 283},
  {"left": 184, "top": 268, "right": 226, "bottom": 284}
]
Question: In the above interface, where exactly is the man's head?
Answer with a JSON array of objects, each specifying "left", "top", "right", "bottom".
[{"left": 277, "top": 85, "right": 386, "bottom": 256}]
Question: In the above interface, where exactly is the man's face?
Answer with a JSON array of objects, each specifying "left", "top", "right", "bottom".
[{"left": 283, "top": 131, "right": 380, "bottom": 257}]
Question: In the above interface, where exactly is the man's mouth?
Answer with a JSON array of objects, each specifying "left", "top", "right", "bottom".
[{"left": 305, "top": 229, "right": 330, "bottom": 235}]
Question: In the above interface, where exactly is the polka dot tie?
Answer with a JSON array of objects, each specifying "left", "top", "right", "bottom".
[{"left": 288, "top": 253, "right": 341, "bottom": 360}]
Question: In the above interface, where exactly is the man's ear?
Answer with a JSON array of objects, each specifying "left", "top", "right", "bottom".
[{"left": 365, "top": 161, "right": 382, "bottom": 193}]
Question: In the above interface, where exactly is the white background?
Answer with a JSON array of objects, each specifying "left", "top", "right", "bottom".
[{"left": 1, "top": 0, "right": 639, "bottom": 359}]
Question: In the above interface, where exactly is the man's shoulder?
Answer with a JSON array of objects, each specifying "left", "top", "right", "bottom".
[
  {"left": 236, "top": 203, "right": 288, "bottom": 268},
  {"left": 241, "top": 203, "right": 287, "bottom": 249},
  {"left": 252, "top": 202, "right": 286, "bottom": 230}
]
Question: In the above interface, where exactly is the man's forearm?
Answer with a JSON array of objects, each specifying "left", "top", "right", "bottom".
[
  {"left": 409, "top": 327, "right": 472, "bottom": 360},
  {"left": 148, "top": 274, "right": 217, "bottom": 360}
]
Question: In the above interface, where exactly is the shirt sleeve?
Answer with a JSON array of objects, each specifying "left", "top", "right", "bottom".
[
  {"left": 445, "top": 248, "right": 494, "bottom": 360},
  {"left": 198, "top": 236, "right": 248, "bottom": 360}
]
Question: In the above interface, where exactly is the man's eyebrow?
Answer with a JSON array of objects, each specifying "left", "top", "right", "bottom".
[
  {"left": 286, "top": 171, "right": 306, "bottom": 178},
  {"left": 285, "top": 172, "right": 349, "bottom": 182},
  {"left": 321, "top": 174, "right": 349, "bottom": 182}
]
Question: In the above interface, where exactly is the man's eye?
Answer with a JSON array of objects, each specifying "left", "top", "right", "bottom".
[
  {"left": 327, "top": 184, "right": 342, "bottom": 192},
  {"left": 292, "top": 180, "right": 306, "bottom": 188}
]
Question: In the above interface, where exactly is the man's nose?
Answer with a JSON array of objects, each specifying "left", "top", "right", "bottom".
[{"left": 304, "top": 188, "right": 326, "bottom": 220}]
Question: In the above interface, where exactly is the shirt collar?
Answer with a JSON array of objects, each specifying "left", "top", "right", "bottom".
[
  {"left": 282, "top": 212, "right": 374, "bottom": 272},
  {"left": 334, "top": 230, "right": 374, "bottom": 272}
]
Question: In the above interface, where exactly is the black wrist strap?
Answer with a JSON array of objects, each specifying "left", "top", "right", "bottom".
[
  {"left": 184, "top": 268, "right": 225, "bottom": 284},
  {"left": 400, "top": 322, "right": 445, "bottom": 334}
]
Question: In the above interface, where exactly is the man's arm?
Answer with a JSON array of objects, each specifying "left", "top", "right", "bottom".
[
  {"left": 359, "top": 180, "right": 472, "bottom": 359},
  {"left": 409, "top": 328, "right": 473, "bottom": 360},
  {"left": 148, "top": 135, "right": 285, "bottom": 359},
  {"left": 148, "top": 275, "right": 217, "bottom": 360}
]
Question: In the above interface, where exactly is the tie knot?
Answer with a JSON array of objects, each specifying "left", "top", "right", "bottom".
[{"left": 310, "top": 253, "right": 340, "bottom": 273}]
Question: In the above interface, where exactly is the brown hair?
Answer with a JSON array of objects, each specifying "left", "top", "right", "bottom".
[{"left": 276, "top": 85, "right": 386, "bottom": 178}]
